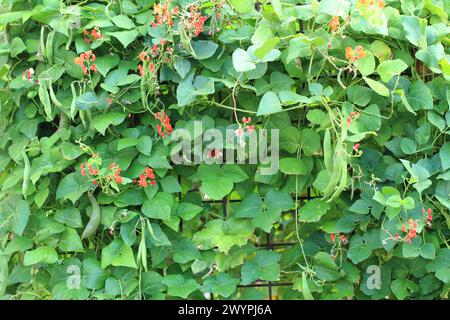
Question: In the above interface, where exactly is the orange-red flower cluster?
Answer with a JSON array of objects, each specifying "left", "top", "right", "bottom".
[
  {"left": 151, "top": 0, "right": 178, "bottom": 28},
  {"left": 82, "top": 28, "right": 102, "bottom": 44},
  {"left": 80, "top": 162, "right": 99, "bottom": 185},
  {"left": 137, "top": 50, "right": 156, "bottom": 77},
  {"left": 109, "top": 163, "right": 123, "bottom": 184},
  {"left": 80, "top": 161, "right": 124, "bottom": 185},
  {"left": 242, "top": 116, "right": 255, "bottom": 134},
  {"left": 426, "top": 208, "right": 433, "bottom": 222},
  {"left": 242, "top": 117, "right": 251, "bottom": 124},
  {"left": 346, "top": 111, "right": 361, "bottom": 127},
  {"left": 22, "top": 68, "right": 35, "bottom": 82},
  {"left": 80, "top": 163, "right": 99, "bottom": 176},
  {"left": 182, "top": 5, "right": 208, "bottom": 37},
  {"left": 330, "top": 232, "right": 347, "bottom": 244},
  {"left": 151, "top": 43, "right": 160, "bottom": 57},
  {"left": 359, "top": 0, "right": 385, "bottom": 8},
  {"left": 329, "top": 16, "right": 340, "bottom": 32},
  {"left": 139, "top": 51, "right": 150, "bottom": 62},
  {"left": 401, "top": 219, "right": 418, "bottom": 244},
  {"left": 235, "top": 117, "right": 255, "bottom": 147},
  {"left": 155, "top": 111, "right": 173, "bottom": 138},
  {"left": 345, "top": 46, "right": 366, "bottom": 62},
  {"left": 74, "top": 50, "right": 97, "bottom": 76},
  {"left": 134, "top": 167, "right": 156, "bottom": 187},
  {"left": 423, "top": 207, "right": 433, "bottom": 226},
  {"left": 387, "top": 215, "right": 426, "bottom": 245}
]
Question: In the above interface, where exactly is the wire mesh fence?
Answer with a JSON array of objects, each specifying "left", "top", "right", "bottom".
[{"left": 177, "top": 174, "right": 320, "bottom": 300}]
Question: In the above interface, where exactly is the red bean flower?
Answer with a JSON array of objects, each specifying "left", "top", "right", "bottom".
[
  {"left": 88, "top": 165, "right": 98, "bottom": 175},
  {"left": 136, "top": 167, "right": 157, "bottom": 187},
  {"left": 330, "top": 233, "right": 336, "bottom": 243},
  {"left": 183, "top": 5, "right": 208, "bottom": 37},
  {"left": 80, "top": 163, "right": 87, "bottom": 176},
  {"left": 329, "top": 16, "right": 339, "bottom": 32},
  {"left": 74, "top": 50, "right": 97, "bottom": 76},
  {"left": 90, "top": 28, "right": 102, "bottom": 40},
  {"left": 22, "top": 68, "right": 35, "bottom": 82},
  {"left": 345, "top": 46, "right": 366, "bottom": 62},
  {"left": 154, "top": 111, "right": 173, "bottom": 138},
  {"left": 110, "top": 163, "right": 123, "bottom": 184}
]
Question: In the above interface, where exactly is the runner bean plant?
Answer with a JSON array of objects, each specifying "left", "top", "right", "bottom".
[{"left": 0, "top": 0, "right": 449, "bottom": 300}]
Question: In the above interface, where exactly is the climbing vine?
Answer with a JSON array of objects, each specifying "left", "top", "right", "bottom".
[{"left": 0, "top": 0, "right": 449, "bottom": 300}]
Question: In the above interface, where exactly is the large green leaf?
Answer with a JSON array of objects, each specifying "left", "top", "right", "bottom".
[
  {"left": 24, "top": 246, "right": 58, "bottom": 266},
  {"left": 92, "top": 112, "right": 126, "bottom": 135},
  {"left": 347, "top": 235, "right": 372, "bottom": 264},
  {"left": 1, "top": 196, "right": 30, "bottom": 236},
  {"left": 439, "top": 142, "right": 450, "bottom": 171},
  {"left": 56, "top": 173, "right": 92, "bottom": 203},
  {"left": 241, "top": 250, "right": 281, "bottom": 285},
  {"left": 142, "top": 192, "right": 174, "bottom": 220},
  {"left": 257, "top": 91, "right": 282, "bottom": 116},
  {"left": 279, "top": 158, "right": 307, "bottom": 175},
  {"left": 111, "top": 15, "right": 135, "bottom": 29},
  {"left": 232, "top": 48, "right": 256, "bottom": 72},
  {"left": 162, "top": 275, "right": 200, "bottom": 298},
  {"left": 191, "top": 40, "right": 218, "bottom": 60},
  {"left": 299, "top": 199, "right": 330, "bottom": 223},
  {"left": 364, "top": 77, "right": 390, "bottom": 97},
  {"left": 101, "top": 239, "right": 137, "bottom": 269},
  {"left": 376, "top": 59, "right": 408, "bottom": 82},
  {"left": 193, "top": 218, "right": 255, "bottom": 253},
  {"left": 406, "top": 81, "right": 433, "bottom": 111},
  {"left": 106, "top": 30, "right": 138, "bottom": 48},
  {"left": 202, "top": 273, "right": 240, "bottom": 297}
]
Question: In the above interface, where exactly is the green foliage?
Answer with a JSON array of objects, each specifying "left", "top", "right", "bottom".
[{"left": 0, "top": 0, "right": 449, "bottom": 301}]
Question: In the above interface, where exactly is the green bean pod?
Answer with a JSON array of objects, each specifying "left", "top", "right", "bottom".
[
  {"left": 323, "top": 115, "right": 349, "bottom": 200},
  {"left": 45, "top": 30, "right": 55, "bottom": 65},
  {"left": 65, "top": 28, "right": 73, "bottom": 51},
  {"left": 70, "top": 83, "right": 77, "bottom": 120},
  {"left": 79, "top": 110, "right": 87, "bottom": 128},
  {"left": 140, "top": 81, "right": 147, "bottom": 109},
  {"left": 0, "top": 249, "right": 8, "bottom": 297},
  {"left": 322, "top": 144, "right": 344, "bottom": 199},
  {"left": 47, "top": 80, "right": 63, "bottom": 109},
  {"left": 328, "top": 153, "right": 348, "bottom": 202},
  {"left": 137, "top": 230, "right": 148, "bottom": 271},
  {"left": 22, "top": 151, "right": 31, "bottom": 198},
  {"left": 323, "top": 129, "right": 333, "bottom": 172},
  {"left": 81, "top": 192, "right": 101, "bottom": 240},
  {"left": 86, "top": 109, "right": 92, "bottom": 123},
  {"left": 38, "top": 81, "right": 53, "bottom": 121},
  {"left": 38, "top": 26, "right": 46, "bottom": 61},
  {"left": 301, "top": 272, "right": 314, "bottom": 300}
]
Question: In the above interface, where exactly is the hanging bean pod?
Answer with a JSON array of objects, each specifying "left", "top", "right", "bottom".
[
  {"left": 70, "top": 82, "right": 78, "bottom": 120},
  {"left": 81, "top": 192, "right": 101, "bottom": 240},
  {"left": 0, "top": 250, "right": 8, "bottom": 297},
  {"left": 323, "top": 128, "right": 333, "bottom": 172},
  {"left": 45, "top": 29, "right": 55, "bottom": 65},
  {"left": 38, "top": 81, "right": 53, "bottom": 121},
  {"left": 21, "top": 151, "right": 31, "bottom": 198},
  {"left": 47, "top": 80, "right": 63, "bottom": 109},
  {"left": 37, "top": 26, "right": 46, "bottom": 61}
]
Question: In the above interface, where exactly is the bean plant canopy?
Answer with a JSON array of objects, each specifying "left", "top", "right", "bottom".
[{"left": 0, "top": 0, "right": 449, "bottom": 300}]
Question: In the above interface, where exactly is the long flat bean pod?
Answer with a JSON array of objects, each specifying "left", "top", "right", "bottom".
[{"left": 81, "top": 192, "right": 101, "bottom": 240}]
